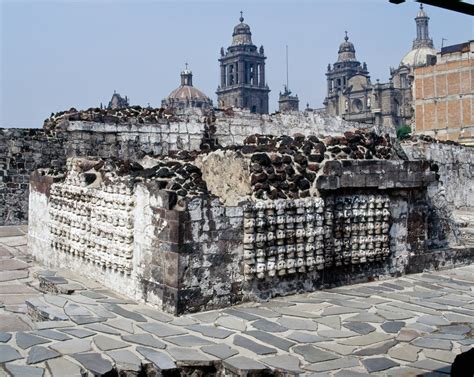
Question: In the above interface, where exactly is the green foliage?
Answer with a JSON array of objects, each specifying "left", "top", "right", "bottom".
[{"left": 397, "top": 125, "right": 412, "bottom": 140}]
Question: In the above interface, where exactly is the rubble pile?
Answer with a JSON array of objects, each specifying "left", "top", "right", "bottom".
[
  {"left": 235, "top": 130, "right": 396, "bottom": 200},
  {"left": 43, "top": 106, "right": 178, "bottom": 129}
]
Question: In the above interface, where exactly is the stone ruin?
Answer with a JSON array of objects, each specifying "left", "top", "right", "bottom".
[{"left": 27, "top": 128, "right": 470, "bottom": 316}]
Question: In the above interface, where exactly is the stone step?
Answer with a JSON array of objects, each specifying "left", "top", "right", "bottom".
[
  {"left": 37, "top": 275, "right": 77, "bottom": 295},
  {"left": 25, "top": 297, "right": 69, "bottom": 322}
]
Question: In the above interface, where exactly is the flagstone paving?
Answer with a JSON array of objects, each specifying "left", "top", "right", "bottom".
[{"left": 0, "top": 225, "right": 472, "bottom": 376}]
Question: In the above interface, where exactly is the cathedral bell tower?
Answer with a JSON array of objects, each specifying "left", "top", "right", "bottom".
[{"left": 216, "top": 12, "right": 270, "bottom": 114}]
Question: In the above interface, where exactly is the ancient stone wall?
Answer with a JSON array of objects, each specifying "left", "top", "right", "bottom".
[
  {"left": 1, "top": 109, "right": 392, "bottom": 225},
  {"left": 402, "top": 140, "right": 474, "bottom": 210},
  {"left": 0, "top": 129, "right": 66, "bottom": 225}
]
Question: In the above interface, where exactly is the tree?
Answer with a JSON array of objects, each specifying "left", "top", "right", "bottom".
[{"left": 397, "top": 125, "right": 411, "bottom": 140}]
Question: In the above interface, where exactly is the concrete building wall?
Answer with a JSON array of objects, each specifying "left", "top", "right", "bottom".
[{"left": 413, "top": 42, "right": 474, "bottom": 144}]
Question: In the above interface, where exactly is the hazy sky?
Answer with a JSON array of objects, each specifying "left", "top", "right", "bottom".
[{"left": 1, "top": 0, "right": 471, "bottom": 128}]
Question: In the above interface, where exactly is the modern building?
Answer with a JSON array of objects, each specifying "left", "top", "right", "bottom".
[
  {"left": 413, "top": 40, "right": 474, "bottom": 145},
  {"left": 324, "top": 5, "right": 438, "bottom": 129},
  {"left": 216, "top": 13, "right": 270, "bottom": 114},
  {"left": 162, "top": 67, "right": 213, "bottom": 111}
]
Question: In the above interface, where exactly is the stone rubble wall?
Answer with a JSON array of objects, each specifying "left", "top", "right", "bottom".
[
  {"left": 1, "top": 109, "right": 388, "bottom": 225},
  {"left": 402, "top": 141, "right": 474, "bottom": 210},
  {"left": 0, "top": 129, "right": 66, "bottom": 225}
]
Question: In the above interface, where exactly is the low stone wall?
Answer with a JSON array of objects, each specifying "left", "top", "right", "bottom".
[{"left": 28, "top": 148, "right": 469, "bottom": 315}]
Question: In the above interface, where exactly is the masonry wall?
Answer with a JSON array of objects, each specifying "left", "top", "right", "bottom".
[
  {"left": 0, "top": 129, "right": 66, "bottom": 225},
  {"left": 1, "top": 110, "right": 388, "bottom": 225},
  {"left": 414, "top": 55, "right": 474, "bottom": 144}
]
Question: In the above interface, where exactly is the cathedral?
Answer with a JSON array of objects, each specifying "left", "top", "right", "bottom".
[
  {"left": 324, "top": 4, "right": 437, "bottom": 128},
  {"left": 158, "top": 6, "right": 438, "bottom": 126}
]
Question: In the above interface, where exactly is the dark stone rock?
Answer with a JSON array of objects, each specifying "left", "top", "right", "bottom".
[{"left": 251, "top": 153, "right": 271, "bottom": 166}]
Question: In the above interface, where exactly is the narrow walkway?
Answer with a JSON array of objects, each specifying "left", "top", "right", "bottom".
[{"left": 0, "top": 225, "right": 472, "bottom": 376}]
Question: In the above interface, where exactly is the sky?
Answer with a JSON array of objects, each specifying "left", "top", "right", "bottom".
[{"left": 0, "top": 0, "right": 472, "bottom": 128}]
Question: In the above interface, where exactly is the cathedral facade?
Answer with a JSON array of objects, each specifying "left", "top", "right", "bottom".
[{"left": 324, "top": 5, "right": 437, "bottom": 128}]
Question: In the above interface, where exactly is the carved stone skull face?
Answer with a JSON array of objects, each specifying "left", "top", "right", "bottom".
[
  {"left": 256, "top": 218, "right": 266, "bottom": 228},
  {"left": 275, "top": 199, "right": 286, "bottom": 212},
  {"left": 286, "top": 244, "right": 296, "bottom": 254},
  {"left": 286, "top": 258, "right": 295, "bottom": 269},
  {"left": 296, "top": 258, "right": 305, "bottom": 268},
  {"left": 296, "top": 243, "right": 305, "bottom": 254},
  {"left": 304, "top": 197, "right": 314, "bottom": 209},
  {"left": 277, "top": 259, "right": 286, "bottom": 270},
  {"left": 382, "top": 208, "right": 390, "bottom": 221},
  {"left": 244, "top": 249, "right": 255, "bottom": 259},
  {"left": 276, "top": 229, "right": 286, "bottom": 239},
  {"left": 277, "top": 245, "right": 286, "bottom": 255},
  {"left": 296, "top": 229, "right": 305, "bottom": 238},
  {"left": 255, "top": 201, "right": 267, "bottom": 211},
  {"left": 276, "top": 215, "right": 285, "bottom": 225},
  {"left": 306, "top": 256, "right": 315, "bottom": 267},
  {"left": 266, "top": 232, "right": 275, "bottom": 242},
  {"left": 244, "top": 233, "right": 255, "bottom": 244}
]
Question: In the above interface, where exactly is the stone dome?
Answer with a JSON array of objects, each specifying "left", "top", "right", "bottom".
[
  {"left": 162, "top": 69, "right": 212, "bottom": 110},
  {"left": 400, "top": 46, "right": 437, "bottom": 67},
  {"left": 232, "top": 13, "right": 252, "bottom": 45},
  {"left": 337, "top": 32, "right": 357, "bottom": 62}
]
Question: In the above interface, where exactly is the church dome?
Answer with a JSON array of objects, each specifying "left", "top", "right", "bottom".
[
  {"left": 337, "top": 32, "right": 357, "bottom": 62},
  {"left": 400, "top": 46, "right": 437, "bottom": 67},
  {"left": 162, "top": 68, "right": 212, "bottom": 110},
  {"left": 232, "top": 13, "right": 253, "bottom": 45}
]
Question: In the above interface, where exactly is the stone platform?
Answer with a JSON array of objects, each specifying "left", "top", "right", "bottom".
[{"left": 1, "top": 225, "right": 473, "bottom": 376}]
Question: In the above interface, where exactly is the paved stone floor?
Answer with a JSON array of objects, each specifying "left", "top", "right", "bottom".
[{"left": 0, "top": 225, "right": 473, "bottom": 376}]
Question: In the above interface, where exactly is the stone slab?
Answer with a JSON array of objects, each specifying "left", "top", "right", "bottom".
[
  {"left": 294, "top": 345, "right": 339, "bottom": 363},
  {"left": 139, "top": 322, "right": 187, "bottom": 338},
  {"left": 122, "top": 333, "right": 166, "bottom": 349},
  {"left": 223, "top": 356, "right": 268, "bottom": 374},
  {"left": 261, "top": 355, "right": 304, "bottom": 374},
  {"left": 412, "top": 337, "right": 452, "bottom": 351},
  {"left": 362, "top": 357, "right": 400, "bottom": 373},
  {"left": 4, "top": 364, "right": 44, "bottom": 377},
  {"left": 343, "top": 322, "right": 376, "bottom": 335},
  {"left": 305, "top": 357, "right": 360, "bottom": 372},
  {"left": 166, "top": 334, "right": 214, "bottom": 347},
  {"left": 0, "top": 270, "right": 29, "bottom": 282},
  {"left": 27, "top": 345, "right": 60, "bottom": 364},
  {"left": 201, "top": 344, "right": 239, "bottom": 360},
  {"left": 107, "top": 349, "right": 142, "bottom": 372},
  {"left": 49, "top": 338, "right": 92, "bottom": 354},
  {"left": 0, "top": 344, "right": 23, "bottom": 363},
  {"left": 233, "top": 334, "right": 277, "bottom": 355},
  {"left": 46, "top": 357, "right": 83, "bottom": 377},
  {"left": 93, "top": 334, "right": 128, "bottom": 351},
  {"left": 287, "top": 331, "right": 325, "bottom": 343},
  {"left": 16, "top": 332, "right": 50, "bottom": 349},
  {"left": 339, "top": 332, "right": 393, "bottom": 346},
  {"left": 388, "top": 344, "right": 420, "bottom": 362},
  {"left": 0, "top": 314, "right": 31, "bottom": 332},
  {"left": 136, "top": 346, "right": 177, "bottom": 371},
  {"left": 167, "top": 347, "right": 213, "bottom": 366},
  {"left": 245, "top": 330, "right": 295, "bottom": 351},
  {"left": 277, "top": 316, "right": 318, "bottom": 330},
  {"left": 0, "top": 259, "right": 29, "bottom": 271},
  {"left": 32, "top": 330, "right": 71, "bottom": 341},
  {"left": 186, "top": 324, "right": 234, "bottom": 339},
  {"left": 71, "top": 352, "right": 114, "bottom": 376}
]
